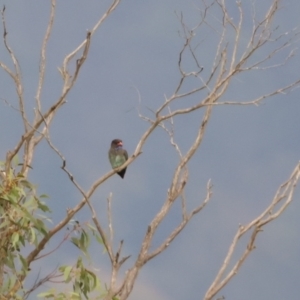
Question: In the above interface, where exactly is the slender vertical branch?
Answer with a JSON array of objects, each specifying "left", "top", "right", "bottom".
[
  {"left": 1, "top": 6, "right": 27, "bottom": 132},
  {"left": 35, "top": 0, "right": 56, "bottom": 116}
]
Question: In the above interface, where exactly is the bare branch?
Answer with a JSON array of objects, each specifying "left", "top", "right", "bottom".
[
  {"left": 205, "top": 162, "right": 300, "bottom": 300},
  {"left": 34, "top": 227, "right": 76, "bottom": 261},
  {"left": 118, "top": 105, "right": 214, "bottom": 299},
  {"left": 5, "top": 0, "right": 122, "bottom": 178},
  {"left": 107, "top": 193, "right": 114, "bottom": 243},
  {"left": 34, "top": 0, "right": 56, "bottom": 116},
  {"left": 1, "top": 6, "right": 28, "bottom": 132},
  {"left": 38, "top": 108, "right": 116, "bottom": 265},
  {"left": 3, "top": 0, "right": 299, "bottom": 298},
  {"left": 23, "top": 267, "right": 60, "bottom": 299},
  {"left": 62, "top": 0, "right": 121, "bottom": 75},
  {"left": 4, "top": 30, "right": 92, "bottom": 176},
  {"left": 146, "top": 180, "right": 212, "bottom": 262}
]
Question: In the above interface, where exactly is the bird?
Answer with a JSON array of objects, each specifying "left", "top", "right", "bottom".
[{"left": 108, "top": 139, "right": 128, "bottom": 178}]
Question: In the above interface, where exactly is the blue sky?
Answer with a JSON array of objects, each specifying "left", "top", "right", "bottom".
[{"left": 0, "top": 0, "right": 300, "bottom": 299}]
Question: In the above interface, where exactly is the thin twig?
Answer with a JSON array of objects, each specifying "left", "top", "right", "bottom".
[
  {"left": 205, "top": 162, "right": 300, "bottom": 300},
  {"left": 35, "top": 0, "right": 56, "bottom": 116},
  {"left": 1, "top": 6, "right": 28, "bottom": 132},
  {"left": 107, "top": 193, "right": 114, "bottom": 243}
]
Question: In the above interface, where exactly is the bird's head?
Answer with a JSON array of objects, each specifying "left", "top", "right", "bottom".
[{"left": 111, "top": 139, "right": 123, "bottom": 148}]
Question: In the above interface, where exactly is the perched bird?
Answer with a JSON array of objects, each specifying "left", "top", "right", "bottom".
[{"left": 108, "top": 139, "right": 128, "bottom": 178}]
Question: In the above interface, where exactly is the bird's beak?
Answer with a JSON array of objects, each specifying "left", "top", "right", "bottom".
[{"left": 118, "top": 141, "right": 123, "bottom": 146}]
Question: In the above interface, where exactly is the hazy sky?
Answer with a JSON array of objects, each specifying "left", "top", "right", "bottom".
[{"left": 0, "top": 0, "right": 300, "bottom": 299}]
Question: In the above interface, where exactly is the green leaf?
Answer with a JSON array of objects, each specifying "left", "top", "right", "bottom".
[
  {"left": 18, "top": 234, "right": 25, "bottom": 247},
  {"left": 37, "top": 289, "right": 56, "bottom": 298},
  {"left": 18, "top": 207, "right": 48, "bottom": 236},
  {"left": 39, "top": 194, "right": 49, "bottom": 199},
  {"left": 11, "top": 232, "right": 20, "bottom": 247},
  {"left": 19, "top": 254, "right": 28, "bottom": 274},
  {"left": 4, "top": 251, "right": 16, "bottom": 269},
  {"left": 19, "top": 179, "right": 33, "bottom": 190},
  {"left": 30, "top": 227, "right": 37, "bottom": 245},
  {"left": 7, "top": 189, "right": 19, "bottom": 203},
  {"left": 23, "top": 196, "right": 35, "bottom": 208},
  {"left": 76, "top": 256, "right": 83, "bottom": 268},
  {"left": 71, "top": 237, "right": 80, "bottom": 249},
  {"left": 69, "top": 292, "right": 81, "bottom": 300},
  {"left": 94, "top": 234, "right": 103, "bottom": 245},
  {"left": 59, "top": 265, "right": 67, "bottom": 271},
  {"left": 37, "top": 200, "right": 51, "bottom": 212},
  {"left": 63, "top": 266, "right": 73, "bottom": 282},
  {"left": 12, "top": 154, "right": 19, "bottom": 166},
  {"left": 86, "top": 270, "right": 97, "bottom": 289}
]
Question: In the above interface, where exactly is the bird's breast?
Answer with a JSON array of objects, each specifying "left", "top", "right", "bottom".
[{"left": 115, "top": 154, "right": 125, "bottom": 165}]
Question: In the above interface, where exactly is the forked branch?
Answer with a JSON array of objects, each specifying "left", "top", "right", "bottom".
[{"left": 204, "top": 162, "right": 300, "bottom": 300}]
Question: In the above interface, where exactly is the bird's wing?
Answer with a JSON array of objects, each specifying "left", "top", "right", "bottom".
[
  {"left": 123, "top": 149, "right": 128, "bottom": 161},
  {"left": 108, "top": 150, "right": 116, "bottom": 168}
]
